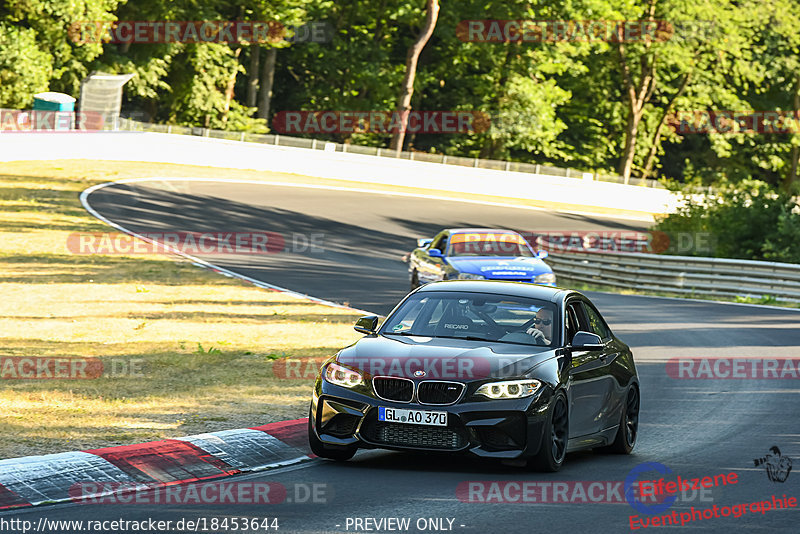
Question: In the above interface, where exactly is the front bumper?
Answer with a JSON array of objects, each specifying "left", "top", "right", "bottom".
[{"left": 311, "top": 379, "right": 553, "bottom": 459}]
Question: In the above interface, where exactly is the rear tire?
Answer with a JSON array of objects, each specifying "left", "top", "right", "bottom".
[
  {"left": 531, "top": 392, "right": 568, "bottom": 472},
  {"left": 308, "top": 408, "right": 357, "bottom": 461},
  {"left": 596, "top": 385, "right": 639, "bottom": 454}
]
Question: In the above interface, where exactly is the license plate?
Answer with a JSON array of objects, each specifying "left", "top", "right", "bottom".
[{"left": 378, "top": 407, "right": 447, "bottom": 426}]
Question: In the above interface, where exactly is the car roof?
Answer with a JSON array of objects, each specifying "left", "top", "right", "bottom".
[
  {"left": 446, "top": 228, "right": 521, "bottom": 235},
  {"left": 416, "top": 280, "right": 577, "bottom": 304}
]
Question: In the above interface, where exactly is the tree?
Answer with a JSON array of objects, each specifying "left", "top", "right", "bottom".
[
  {"left": 0, "top": 23, "right": 51, "bottom": 108},
  {"left": 1, "top": 0, "right": 118, "bottom": 103},
  {"left": 389, "top": 0, "right": 439, "bottom": 152}
]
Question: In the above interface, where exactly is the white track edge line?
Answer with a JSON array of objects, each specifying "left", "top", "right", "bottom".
[
  {"left": 81, "top": 177, "right": 795, "bottom": 315},
  {"left": 79, "top": 180, "right": 375, "bottom": 315},
  {"left": 84, "top": 176, "right": 655, "bottom": 223}
]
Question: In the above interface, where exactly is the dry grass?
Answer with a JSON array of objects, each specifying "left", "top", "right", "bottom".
[{"left": 0, "top": 161, "right": 362, "bottom": 460}]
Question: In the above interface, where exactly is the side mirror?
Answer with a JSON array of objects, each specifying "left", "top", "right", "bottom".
[
  {"left": 428, "top": 248, "right": 444, "bottom": 258},
  {"left": 417, "top": 238, "right": 433, "bottom": 248},
  {"left": 536, "top": 249, "right": 549, "bottom": 259},
  {"left": 569, "top": 331, "right": 604, "bottom": 351},
  {"left": 354, "top": 315, "right": 379, "bottom": 335}
]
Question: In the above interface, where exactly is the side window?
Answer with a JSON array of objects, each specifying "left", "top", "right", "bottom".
[
  {"left": 582, "top": 302, "right": 612, "bottom": 340},
  {"left": 429, "top": 233, "right": 447, "bottom": 253},
  {"left": 565, "top": 301, "right": 581, "bottom": 344}
]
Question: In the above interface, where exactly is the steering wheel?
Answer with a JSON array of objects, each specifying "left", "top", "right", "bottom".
[
  {"left": 518, "top": 316, "right": 538, "bottom": 332},
  {"left": 526, "top": 328, "right": 548, "bottom": 345},
  {"left": 470, "top": 307, "right": 506, "bottom": 338}
]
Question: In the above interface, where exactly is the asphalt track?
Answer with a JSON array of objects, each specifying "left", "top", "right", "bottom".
[{"left": 4, "top": 178, "right": 800, "bottom": 533}]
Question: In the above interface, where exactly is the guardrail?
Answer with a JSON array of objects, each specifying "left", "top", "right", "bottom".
[
  {"left": 546, "top": 250, "right": 800, "bottom": 303},
  {"left": 115, "top": 117, "right": 663, "bottom": 189}
]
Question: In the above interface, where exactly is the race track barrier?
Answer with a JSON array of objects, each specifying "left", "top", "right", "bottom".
[
  {"left": 114, "top": 118, "right": 663, "bottom": 188},
  {"left": 547, "top": 250, "right": 800, "bottom": 303}
]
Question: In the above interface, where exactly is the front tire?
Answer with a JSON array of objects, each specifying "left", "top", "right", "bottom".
[
  {"left": 531, "top": 392, "right": 568, "bottom": 472},
  {"left": 308, "top": 408, "right": 357, "bottom": 461},
  {"left": 597, "top": 385, "right": 639, "bottom": 454},
  {"left": 410, "top": 269, "right": 420, "bottom": 290}
]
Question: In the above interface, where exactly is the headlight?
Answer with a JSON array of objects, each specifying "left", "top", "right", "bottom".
[
  {"left": 458, "top": 273, "right": 485, "bottom": 280},
  {"left": 324, "top": 362, "right": 364, "bottom": 388},
  {"left": 475, "top": 379, "right": 541, "bottom": 399},
  {"left": 534, "top": 272, "right": 556, "bottom": 285}
]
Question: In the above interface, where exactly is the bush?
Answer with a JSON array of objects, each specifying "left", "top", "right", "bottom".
[{"left": 654, "top": 179, "right": 800, "bottom": 263}]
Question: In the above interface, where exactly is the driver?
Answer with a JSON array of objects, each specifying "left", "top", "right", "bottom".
[{"left": 526, "top": 307, "right": 553, "bottom": 344}]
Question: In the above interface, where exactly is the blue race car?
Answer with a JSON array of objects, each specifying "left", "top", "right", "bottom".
[{"left": 408, "top": 228, "right": 556, "bottom": 289}]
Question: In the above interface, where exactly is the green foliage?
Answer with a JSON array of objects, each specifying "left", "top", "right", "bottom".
[
  {"left": 0, "top": 23, "right": 51, "bottom": 107},
  {"left": 1, "top": 0, "right": 800, "bottom": 189},
  {"left": 655, "top": 179, "right": 800, "bottom": 262},
  {"left": 168, "top": 43, "right": 243, "bottom": 128},
  {"left": 196, "top": 343, "right": 222, "bottom": 355},
  {"left": 5, "top": 0, "right": 120, "bottom": 95}
]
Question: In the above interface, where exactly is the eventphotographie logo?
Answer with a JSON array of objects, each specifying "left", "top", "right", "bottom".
[{"left": 754, "top": 446, "right": 793, "bottom": 483}]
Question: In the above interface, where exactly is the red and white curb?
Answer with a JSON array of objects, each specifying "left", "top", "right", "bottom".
[{"left": 0, "top": 419, "right": 309, "bottom": 510}]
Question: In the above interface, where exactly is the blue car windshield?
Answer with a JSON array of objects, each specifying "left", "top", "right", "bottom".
[
  {"left": 381, "top": 291, "right": 558, "bottom": 347},
  {"left": 447, "top": 233, "right": 534, "bottom": 257}
]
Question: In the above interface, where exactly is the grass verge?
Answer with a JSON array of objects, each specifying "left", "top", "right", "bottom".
[{"left": 0, "top": 160, "right": 362, "bottom": 460}]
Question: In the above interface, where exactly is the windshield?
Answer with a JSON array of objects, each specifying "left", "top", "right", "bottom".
[
  {"left": 447, "top": 232, "right": 534, "bottom": 257},
  {"left": 381, "top": 291, "right": 558, "bottom": 347}
]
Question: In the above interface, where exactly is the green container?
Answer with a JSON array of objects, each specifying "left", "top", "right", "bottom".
[
  {"left": 32, "top": 92, "right": 76, "bottom": 112},
  {"left": 32, "top": 92, "right": 76, "bottom": 130}
]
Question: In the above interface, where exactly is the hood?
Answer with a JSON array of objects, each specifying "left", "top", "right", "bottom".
[
  {"left": 446, "top": 256, "right": 550, "bottom": 279},
  {"left": 336, "top": 335, "right": 556, "bottom": 381}
]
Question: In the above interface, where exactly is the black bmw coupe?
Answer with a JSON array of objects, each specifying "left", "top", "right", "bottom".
[{"left": 308, "top": 281, "right": 639, "bottom": 471}]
